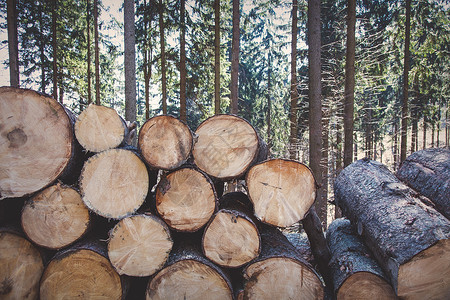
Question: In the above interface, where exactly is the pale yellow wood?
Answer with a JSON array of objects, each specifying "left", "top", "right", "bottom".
[
  {"left": 80, "top": 149, "right": 149, "bottom": 219},
  {"left": 40, "top": 249, "right": 122, "bottom": 299},
  {"left": 75, "top": 104, "right": 125, "bottom": 152},
  {"left": 139, "top": 115, "right": 193, "bottom": 170},
  {"left": 21, "top": 183, "right": 90, "bottom": 249},
  {"left": 156, "top": 168, "right": 216, "bottom": 231},
  {"left": 0, "top": 87, "right": 73, "bottom": 199},
  {"left": 244, "top": 257, "right": 323, "bottom": 300},
  {"left": 397, "top": 239, "right": 450, "bottom": 300},
  {"left": 337, "top": 272, "right": 397, "bottom": 300},
  {"left": 203, "top": 211, "right": 259, "bottom": 267},
  {"left": 246, "top": 159, "right": 316, "bottom": 227},
  {"left": 108, "top": 214, "right": 173, "bottom": 277},
  {"left": 147, "top": 260, "right": 233, "bottom": 300},
  {"left": 193, "top": 115, "right": 259, "bottom": 179},
  {"left": 0, "top": 232, "right": 44, "bottom": 300}
]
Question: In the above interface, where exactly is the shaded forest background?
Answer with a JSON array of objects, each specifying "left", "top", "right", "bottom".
[{"left": 1, "top": 0, "right": 449, "bottom": 227}]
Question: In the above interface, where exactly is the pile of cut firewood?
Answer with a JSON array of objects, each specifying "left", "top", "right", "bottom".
[{"left": 1, "top": 86, "right": 449, "bottom": 300}]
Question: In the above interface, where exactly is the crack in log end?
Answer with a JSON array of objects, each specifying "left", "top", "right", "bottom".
[
  {"left": 158, "top": 177, "right": 171, "bottom": 196},
  {"left": 7, "top": 128, "right": 27, "bottom": 148},
  {"left": 259, "top": 182, "right": 282, "bottom": 190},
  {"left": 0, "top": 278, "right": 12, "bottom": 295}
]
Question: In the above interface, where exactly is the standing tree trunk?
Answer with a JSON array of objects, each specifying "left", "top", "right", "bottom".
[
  {"left": 7, "top": 0, "right": 19, "bottom": 87},
  {"left": 289, "top": 0, "right": 298, "bottom": 160},
  {"left": 124, "top": 0, "right": 137, "bottom": 135},
  {"left": 230, "top": 0, "right": 239, "bottom": 115},
  {"left": 343, "top": 0, "right": 356, "bottom": 167},
  {"left": 267, "top": 53, "right": 272, "bottom": 152},
  {"left": 52, "top": 0, "right": 58, "bottom": 100},
  {"left": 401, "top": 0, "right": 411, "bottom": 162},
  {"left": 159, "top": 0, "right": 167, "bottom": 114},
  {"left": 143, "top": 0, "right": 151, "bottom": 120},
  {"left": 94, "top": 0, "right": 100, "bottom": 105},
  {"left": 86, "top": 0, "right": 92, "bottom": 104},
  {"left": 180, "top": 0, "right": 187, "bottom": 122},
  {"left": 39, "top": 1, "right": 46, "bottom": 93},
  {"left": 423, "top": 116, "right": 427, "bottom": 149},
  {"left": 214, "top": 0, "right": 221, "bottom": 115}
]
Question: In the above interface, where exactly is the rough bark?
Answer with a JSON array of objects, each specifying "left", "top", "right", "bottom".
[
  {"left": 7, "top": 0, "right": 19, "bottom": 87},
  {"left": 396, "top": 148, "right": 450, "bottom": 219},
  {"left": 242, "top": 224, "right": 324, "bottom": 300},
  {"left": 202, "top": 192, "right": 260, "bottom": 268},
  {"left": 214, "top": 0, "right": 221, "bottom": 115},
  {"left": 155, "top": 166, "right": 217, "bottom": 232},
  {"left": 230, "top": 0, "right": 240, "bottom": 115},
  {"left": 326, "top": 218, "right": 397, "bottom": 299},
  {"left": 246, "top": 159, "right": 316, "bottom": 228},
  {"left": 400, "top": 0, "right": 411, "bottom": 163},
  {"left": 289, "top": 0, "right": 298, "bottom": 159},
  {"left": 0, "top": 87, "right": 80, "bottom": 200},
  {"left": 192, "top": 114, "right": 266, "bottom": 180},
  {"left": 335, "top": 158, "right": 450, "bottom": 298},
  {"left": 86, "top": 0, "right": 92, "bottom": 104},
  {"left": 94, "top": 0, "right": 100, "bottom": 105},
  {"left": 124, "top": 0, "right": 137, "bottom": 130},
  {"left": 138, "top": 115, "right": 193, "bottom": 170},
  {"left": 159, "top": 0, "right": 167, "bottom": 114},
  {"left": 108, "top": 213, "right": 173, "bottom": 277},
  {"left": 180, "top": 0, "right": 187, "bottom": 122},
  {"left": 21, "top": 183, "right": 90, "bottom": 250},
  {"left": 52, "top": 0, "right": 58, "bottom": 101}
]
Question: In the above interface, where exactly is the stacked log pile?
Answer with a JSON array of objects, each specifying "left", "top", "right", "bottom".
[{"left": 0, "top": 87, "right": 326, "bottom": 300}]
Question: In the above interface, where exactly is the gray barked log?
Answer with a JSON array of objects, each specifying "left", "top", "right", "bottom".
[{"left": 335, "top": 159, "right": 450, "bottom": 299}]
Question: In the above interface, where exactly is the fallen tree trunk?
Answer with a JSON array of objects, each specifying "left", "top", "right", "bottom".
[
  {"left": 80, "top": 148, "right": 151, "bottom": 219},
  {"left": 396, "top": 148, "right": 450, "bottom": 219},
  {"left": 192, "top": 114, "right": 266, "bottom": 181},
  {"left": 40, "top": 239, "right": 128, "bottom": 299},
  {"left": 0, "top": 228, "right": 44, "bottom": 300},
  {"left": 202, "top": 192, "right": 260, "bottom": 268},
  {"left": 246, "top": 159, "right": 316, "bottom": 228},
  {"left": 107, "top": 213, "right": 173, "bottom": 277},
  {"left": 21, "top": 183, "right": 90, "bottom": 250},
  {"left": 146, "top": 234, "right": 234, "bottom": 300},
  {"left": 0, "top": 87, "right": 81, "bottom": 199},
  {"left": 155, "top": 166, "right": 217, "bottom": 232},
  {"left": 242, "top": 224, "right": 324, "bottom": 300},
  {"left": 335, "top": 159, "right": 450, "bottom": 299},
  {"left": 326, "top": 218, "right": 397, "bottom": 300},
  {"left": 138, "top": 115, "right": 194, "bottom": 170}
]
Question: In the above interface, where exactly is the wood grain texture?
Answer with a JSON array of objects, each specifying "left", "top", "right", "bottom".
[
  {"left": 246, "top": 159, "right": 316, "bottom": 227},
  {"left": 21, "top": 183, "right": 90, "bottom": 249},
  {"left": 0, "top": 87, "right": 73, "bottom": 199},
  {"left": 138, "top": 115, "right": 193, "bottom": 170}
]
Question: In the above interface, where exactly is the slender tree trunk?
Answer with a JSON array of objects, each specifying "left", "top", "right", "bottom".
[
  {"left": 180, "top": 0, "right": 187, "bottom": 122},
  {"left": 159, "top": 0, "right": 167, "bottom": 114},
  {"left": 143, "top": 0, "right": 151, "bottom": 120},
  {"left": 335, "top": 119, "right": 342, "bottom": 218},
  {"left": 321, "top": 112, "right": 329, "bottom": 227},
  {"left": 446, "top": 106, "right": 449, "bottom": 147},
  {"left": 343, "top": 0, "right": 356, "bottom": 167},
  {"left": 7, "top": 0, "right": 19, "bottom": 87},
  {"left": 431, "top": 123, "right": 435, "bottom": 148},
  {"left": 267, "top": 53, "right": 272, "bottom": 153},
  {"left": 39, "top": 1, "right": 45, "bottom": 93},
  {"left": 94, "top": 0, "right": 100, "bottom": 105},
  {"left": 423, "top": 117, "right": 427, "bottom": 149},
  {"left": 124, "top": 0, "right": 137, "bottom": 129},
  {"left": 214, "top": 0, "right": 220, "bottom": 115},
  {"left": 401, "top": 0, "right": 411, "bottom": 162},
  {"left": 87, "top": 0, "right": 92, "bottom": 105},
  {"left": 353, "top": 133, "right": 358, "bottom": 161},
  {"left": 230, "top": 0, "right": 240, "bottom": 115},
  {"left": 289, "top": 0, "right": 299, "bottom": 160},
  {"left": 52, "top": 0, "right": 58, "bottom": 100},
  {"left": 436, "top": 106, "right": 441, "bottom": 147},
  {"left": 394, "top": 120, "right": 399, "bottom": 169}
]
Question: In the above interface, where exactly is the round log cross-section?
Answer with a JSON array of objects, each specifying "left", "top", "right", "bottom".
[
  {"left": 108, "top": 214, "right": 173, "bottom": 277},
  {"left": 192, "top": 114, "right": 260, "bottom": 180},
  {"left": 75, "top": 104, "right": 127, "bottom": 152},
  {"left": 0, "top": 230, "right": 44, "bottom": 300},
  {"left": 0, "top": 87, "right": 74, "bottom": 199},
  {"left": 155, "top": 167, "right": 217, "bottom": 232},
  {"left": 21, "top": 183, "right": 90, "bottom": 250},
  {"left": 246, "top": 159, "right": 316, "bottom": 227},
  {"left": 80, "top": 148, "right": 149, "bottom": 219},
  {"left": 138, "top": 115, "right": 193, "bottom": 170}
]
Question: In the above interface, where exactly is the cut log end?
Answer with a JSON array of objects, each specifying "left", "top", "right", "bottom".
[
  {"left": 21, "top": 183, "right": 90, "bottom": 249},
  {"left": 203, "top": 210, "right": 260, "bottom": 268},
  {"left": 146, "top": 259, "right": 233, "bottom": 300},
  {"left": 138, "top": 115, "right": 193, "bottom": 170},
  {"left": 246, "top": 159, "right": 316, "bottom": 227},
  {"left": 193, "top": 114, "right": 260, "bottom": 180},
  {"left": 0, "top": 231, "right": 44, "bottom": 300},
  {"left": 108, "top": 214, "right": 173, "bottom": 277},
  {"left": 0, "top": 87, "right": 73, "bottom": 199},
  {"left": 155, "top": 167, "right": 216, "bottom": 232},
  {"left": 80, "top": 149, "right": 149, "bottom": 219},
  {"left": 397, "top": 238, "right": 450, "bottom": 299},
  {"left": 75, "top": 104, "right": 126, "bottom": 152},
  {"left": 243, "top": 258, "right": 324, "bottom": 300},
  {"left": 337, "top": 272, "right": 397, "bottom": 300},
  {"left": 40, "top": 249, "right": 123, "bottom": 299}
]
